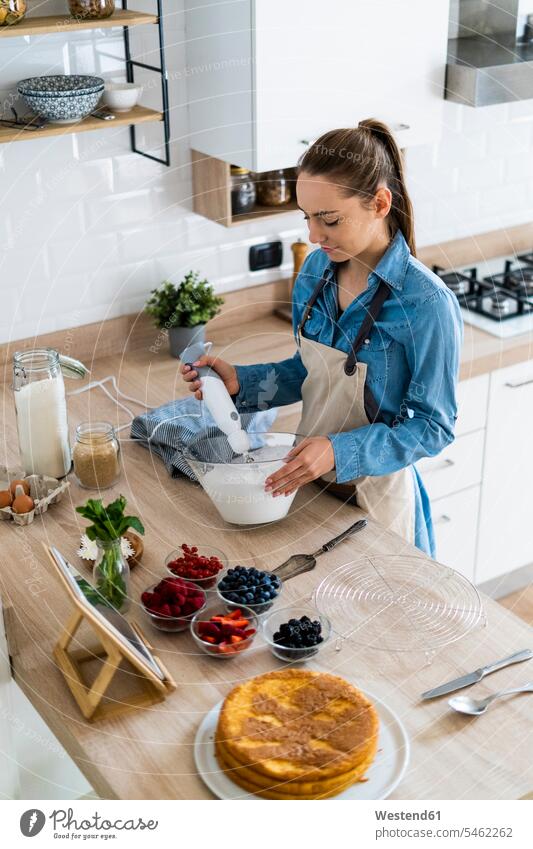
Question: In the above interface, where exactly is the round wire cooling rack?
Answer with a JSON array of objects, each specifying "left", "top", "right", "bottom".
[{"left": 313, "top": 555, "right": 485, "bottom": 654}]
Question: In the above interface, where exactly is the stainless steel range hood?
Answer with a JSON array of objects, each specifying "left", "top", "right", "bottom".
[{"left": 446, "top": 0, "right": 533, "bottom": 106}]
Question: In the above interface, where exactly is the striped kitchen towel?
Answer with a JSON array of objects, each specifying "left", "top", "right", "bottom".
[{"left": 130, "top": 395, "right": 277, "bottom": 480}]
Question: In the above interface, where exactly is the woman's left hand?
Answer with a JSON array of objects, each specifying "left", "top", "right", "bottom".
[{"left": 264, "top": 436, "right": 335, "bottom": 497}]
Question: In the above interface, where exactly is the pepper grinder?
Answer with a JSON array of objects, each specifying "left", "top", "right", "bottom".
[{"left": 275, "top": 238, "right": 309, "bottom": 323}]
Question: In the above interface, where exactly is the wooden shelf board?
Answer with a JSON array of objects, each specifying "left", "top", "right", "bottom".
[
  {"left": 0, "top": 10, "right": 158, "bottom": 38},
  {"left": 0, "top": 105, "right": 163, "bottom": 144},
  {"left": 230, "top": 200, "right": 299, "bottom": 226}
]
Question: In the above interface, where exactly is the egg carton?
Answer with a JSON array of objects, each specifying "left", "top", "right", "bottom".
[{"left": 0, "top": 465, "right": 70, "bottom": 526}]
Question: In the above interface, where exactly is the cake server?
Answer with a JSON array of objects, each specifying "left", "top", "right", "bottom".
[
  {"left": 421, "top": 648, "right": 533, "bottom": 700},
  {"left": 271, "top": 518, "right": 367, "bottom": 581}
]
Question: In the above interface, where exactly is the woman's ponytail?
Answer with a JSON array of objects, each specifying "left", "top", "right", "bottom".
[
  {"left": 298, "top": 118, "right": 416, "bottom": 257},
  {"left": 357, "top": 119, "right": 416, "bottom": 256}
]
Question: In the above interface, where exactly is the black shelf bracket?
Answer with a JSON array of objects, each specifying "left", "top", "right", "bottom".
[{"left": 122, "top": 0, "right": 170, "bottom": 166}]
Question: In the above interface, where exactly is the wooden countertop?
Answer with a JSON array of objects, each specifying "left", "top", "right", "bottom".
[{"left": 1, "top": 328, "right": 532, "bottom": 801}]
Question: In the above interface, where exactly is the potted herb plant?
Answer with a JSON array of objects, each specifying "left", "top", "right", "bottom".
[
  {"left": 144, "top": 271, "right": 224, "bottom": 358},
  {"left": 76, "top": 495, "right": 145, "bottom": 612}
]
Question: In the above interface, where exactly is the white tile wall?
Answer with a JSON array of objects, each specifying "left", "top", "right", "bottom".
[{"left": 2, "top": 1, "right": 533, "bottom": 344}]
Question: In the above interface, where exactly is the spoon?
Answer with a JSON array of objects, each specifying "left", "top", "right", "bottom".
[
  {"left": 449, "top": 682, "right": 533, "bottom": 715},
  {"left": 271, "top": 518, "right": 367, "bottom": 581}
]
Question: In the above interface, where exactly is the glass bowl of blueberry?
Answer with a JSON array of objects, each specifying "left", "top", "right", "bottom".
[
  {"left": 216, "top": 565, "right": 282, "bottom": 615},
  {"left": 262, "top": 605, "right": 331, "bottom": 662}
]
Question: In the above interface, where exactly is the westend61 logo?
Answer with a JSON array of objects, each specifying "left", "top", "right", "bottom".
[{"left": 19, "top": 808, "right": 159, "bottom": 839}]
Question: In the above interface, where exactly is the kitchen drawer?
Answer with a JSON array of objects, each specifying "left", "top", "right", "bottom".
[
  {"left": 432, "top": 486, "right": 480, "bottom": 583},
  {"left": 416, "top": 430, "right": 485, "bottom": 501},
  {"left": 455, "top": 373, "right": 489, "bottom": 436}
]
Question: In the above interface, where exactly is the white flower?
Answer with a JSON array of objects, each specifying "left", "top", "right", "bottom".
[{"left": 77, "top": 534, "right": 135, "bottom": 561}]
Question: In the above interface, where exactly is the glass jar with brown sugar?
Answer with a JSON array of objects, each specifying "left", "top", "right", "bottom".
[{"left": 73, "top": 421, "right": 121, "bottom": 489}]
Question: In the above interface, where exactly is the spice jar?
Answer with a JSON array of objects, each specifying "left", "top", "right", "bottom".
[
  {"left": 73, "top": 422, "right": 121, "bottom": 489},
  {"left": 0, "top": 1, "right": 26, "bottom": 26},
  {"left": 256, "top": 169, "right": 293, "bottom": 207},
  {"left": 67, "top": 0, "right": 115, "bottom": 20},
  {"left": 230, "top": 166, "right": 256, "bottom": 216}
]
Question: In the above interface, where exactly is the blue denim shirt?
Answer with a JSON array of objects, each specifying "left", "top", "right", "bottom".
[{"left": 234, "top": 230, "right": 463, "bottom": 484}]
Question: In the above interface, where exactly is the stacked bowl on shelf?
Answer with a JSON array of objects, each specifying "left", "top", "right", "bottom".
[{"left": 17, "top": 74, "right": 105, "bottom": 123}]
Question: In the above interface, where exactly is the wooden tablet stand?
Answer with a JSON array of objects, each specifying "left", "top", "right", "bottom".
[
  {"left": 44, "top": 542, "right": 176, "bottom": 722},
  {"left": 53, "top": 609, "right": 176, "bottom": 722}
]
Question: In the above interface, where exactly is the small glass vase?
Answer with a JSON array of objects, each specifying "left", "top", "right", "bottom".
[{"left": 93, "top": 538, "right": 130, "bottom": 612}]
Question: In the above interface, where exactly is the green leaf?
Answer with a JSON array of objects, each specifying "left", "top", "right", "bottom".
[
  {"left": 119, "top": 516, "right": 145, "bottom": 536},
  {"left": 76, "top": 494, "right": 143, "bottom": 545},
  {"left": 144, "top": 271, "right": 224, "bottom": 329}
]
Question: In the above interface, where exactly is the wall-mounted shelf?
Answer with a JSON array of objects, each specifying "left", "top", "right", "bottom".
[
  {"left": 0, "top": 10, "right": 158, "bottom": 39},
  {"left": 191, "top": 150, "right": 298, "bottom": 228},
  {"left": 0, "top": 105, "right": 162, "bottom": 145},
  {"left": 0, "top": 2, "right": 170, "bottom": 166}
]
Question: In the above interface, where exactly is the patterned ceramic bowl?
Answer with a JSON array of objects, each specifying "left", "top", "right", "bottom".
[{"left": 17, "top": 74, "right": 104, "bottom": 123}]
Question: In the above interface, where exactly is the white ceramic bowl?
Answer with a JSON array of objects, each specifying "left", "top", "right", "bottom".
[
  {"left": 102, "top": 83, "right": 142, "bottom": 113},
  {"left": 18, "top": 74, "right": 104, "bottom": 123},
  {"left": 183, "top": 432, "right": 298, "bottom": 525}
]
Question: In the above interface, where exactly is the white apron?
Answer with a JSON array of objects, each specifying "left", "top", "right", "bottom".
[{"left": 296, "top": 276, "right": 416, "bottom": 545}]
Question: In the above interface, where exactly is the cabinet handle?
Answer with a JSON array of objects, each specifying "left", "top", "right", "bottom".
[
  {"left": 434, "top": 514, "right": 452, "bottom": 525},
  {"left": 426, "top": 457, "right": 455, "bottom": 472},
  {"left": 395, "top": 123, "right": 411, "bottom": 131},
  {"left": 505, "top": 378, "right": 533, "bottom": 389},
  {"left": 298, "top": 139, "right": 310, "bottom": 145}
]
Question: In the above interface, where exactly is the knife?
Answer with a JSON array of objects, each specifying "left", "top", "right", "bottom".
[{"left": 421, "top": 648, "right": 533, "bottom": 700}]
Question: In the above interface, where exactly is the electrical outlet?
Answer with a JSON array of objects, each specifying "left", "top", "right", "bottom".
[{"left": 249, "top": 241, "right": 283, "bottom": 272}]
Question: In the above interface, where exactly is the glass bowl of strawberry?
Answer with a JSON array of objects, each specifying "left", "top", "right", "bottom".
[
  {"left": 141, "top": 576, "right": 207, "bottom": 632},
  {"left": 190, "top": 598, "right": 258, "bottom": 659},
  {"left": 165, "top": 543, "right": 227, "bottom": 589}
]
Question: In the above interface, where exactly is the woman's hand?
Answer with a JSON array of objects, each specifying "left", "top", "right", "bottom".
[
  {"left": 264, "top": 436, "right": 335, "bottom": 497},
  {"left": 180, "top": 355, "right": 239, "bottom": 401}
]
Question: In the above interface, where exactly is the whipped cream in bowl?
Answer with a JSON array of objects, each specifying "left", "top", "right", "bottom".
[{"left": 183, "top": 432, "right": 298, "bottom": 525}]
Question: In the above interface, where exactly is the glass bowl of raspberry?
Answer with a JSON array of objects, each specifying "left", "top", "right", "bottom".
[
  {"left": 140, "top": 577, "right": 207, "bottom": 632},
  {"left": 164, "top": 543, "right": 227, "bottom": 589}
]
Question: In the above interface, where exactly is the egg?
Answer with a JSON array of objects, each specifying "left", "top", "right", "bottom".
[
  {"left": 12, "top": 493, "right": 34, "bottom": 514},
  {"left": 0, "top": 490, "right": 13, "bottom": 509},
  {"left": 10, "top": 478, "right": 30, "bottom": 497}
]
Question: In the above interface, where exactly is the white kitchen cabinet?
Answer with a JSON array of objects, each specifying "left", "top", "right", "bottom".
[
  {"left": 477, "top": 360, "right": 533, "bottom": 582},
  {"left": 455, "top": 373, "right": 489, "bottom": 436},
  {"left": 0, "top": 599, "right": 20, "bottom": 800},
  {"left": 185, "top": 0, "right": 450, "bottom": 172},
  {"left": 432, "top": 486, "right": 480, "bottom": 583},
  {"left": 417, "top": 429, "right": 485, "bottom": 501}
]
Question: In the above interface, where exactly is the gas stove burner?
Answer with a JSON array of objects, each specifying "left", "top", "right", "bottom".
[
  {"left": 432, "top": 266, "right": 473, "bottom": 296},
  {"left": 433, "top": 257, "right": 533, "bottom": 333},
  {"left": 506, "top": 266, "right": 533, "bottom": 292},
  {"left": 517, "top": 251, "right": 533, "bottom": 267},
  {"left": 444, "top": 275, "right": 467, "bottom": 296},
  {"left": 488, "top": 291, "right": 512, "bottom": 316}
]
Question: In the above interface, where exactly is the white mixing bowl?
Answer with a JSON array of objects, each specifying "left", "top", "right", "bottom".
[{"left": 183, "top": 432, "right": 298, "bottom": 525}]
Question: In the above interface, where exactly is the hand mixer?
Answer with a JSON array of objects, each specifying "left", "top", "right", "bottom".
[{"left": 180, "top": 341, "right": 251, "bottom": 456}]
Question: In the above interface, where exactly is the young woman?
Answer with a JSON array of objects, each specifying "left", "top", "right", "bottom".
[{"left": 181, "top": 119, "right": 463, "bottom": 555}]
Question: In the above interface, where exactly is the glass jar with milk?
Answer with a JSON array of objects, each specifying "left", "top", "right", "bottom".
[{"left": 12, "top": 349, "right": 71, "bottom": 478}]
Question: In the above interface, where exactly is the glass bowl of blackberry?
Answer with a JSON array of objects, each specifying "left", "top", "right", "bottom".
[
  {"left": 262, "top": 606, "right": 331, "bottom": 662},
  {"left": 216, "top": 565, "right": 282, "bottom": 615}
]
